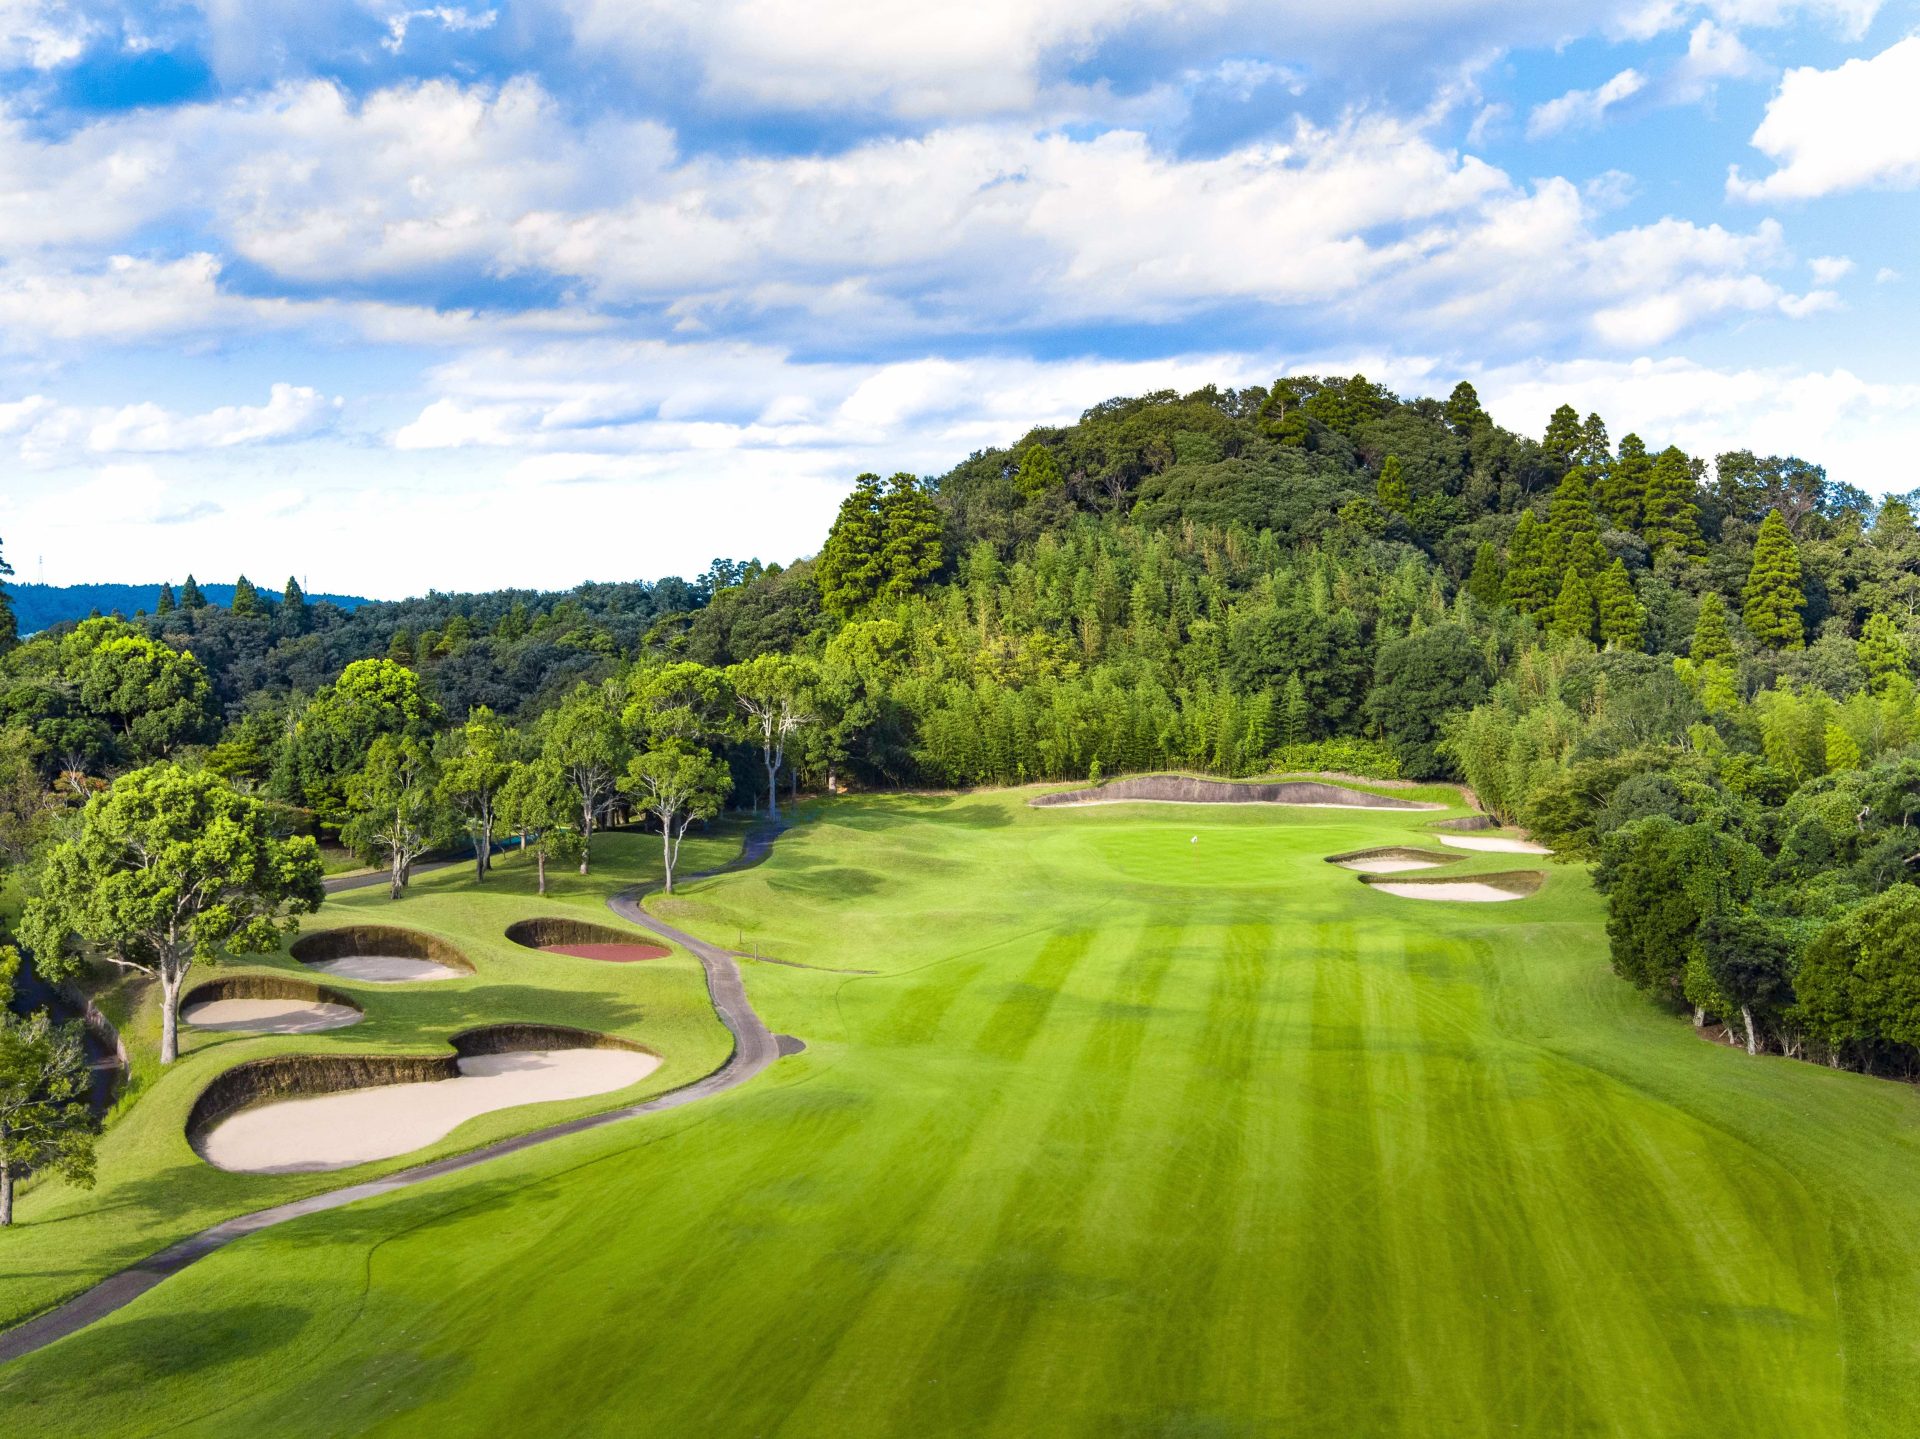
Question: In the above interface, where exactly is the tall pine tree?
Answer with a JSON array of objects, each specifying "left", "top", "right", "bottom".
[
  {"left": 1690, "top": 592, "right": 1736, "bottom": 664},
  {"left": 1546, "top": 467, "right": 1607, "bottom": 579},
  {"left": 1599, "top": 433, "right": 1651, "bottom": 530},
  {"left": 1595, "top": 560, "right": 1644, "bottom": 650},
  {"left": 155, "top": 582, "right": 176, "bottom": 616},
  {"left": 1376, "top": 455, "right": 1411, "bottom": 513},
  {"left": 282, "top": 576, "right": 308, "bottom": 634},
  {"left": 1502, "top": 511, "right": 1552, "bottom": 618},
  {"left": 1549, "top": 567, "right": 1595, "bottom": 641},
  {"left": 1858, "top": 612, "right": 1908, "bottom": 692},
  {"left": 877, "top": 473, "right": 944, "bottom": 603},
  {"left": 179, "top": 574, "right": 206, "bottom": 610},
  {"left": 1742, "top": 509, "right": 1805, "bottom": 649},
  {"left": 815, "top": 473, "right": 888, "bottom": 619},
  {"left": 1466, "top": 541, "right": 1504, "bottom": 607},
  {"left": 1543, "top": 403, "right": 1582, "bottom": 461},
  {"left": 1577, "top": 412, "right": 1610, "bottom": 470},
  {"left": 1444, "top": 381, "right": 1486, "bottom": 435},
  {"left": 230, "top": 574, "right": 263, "bottom": 617},
  {"left": 1642, "top": 447, "right": 1704, "bottom": 559}
]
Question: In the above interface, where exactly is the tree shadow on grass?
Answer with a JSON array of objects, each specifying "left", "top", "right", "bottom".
[
  {"left": 0, "top": 1303, "right": 308, "bottom": 1393},
  {"left": 766, "top": 863, "right": 887, "bottom": 898}
]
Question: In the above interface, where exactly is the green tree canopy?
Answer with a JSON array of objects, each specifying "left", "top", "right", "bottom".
[
  {"left": 230, "top": 575, "right": 263, "bottom": 617},
  {"left": 622, "top": 743, "right": 732, "bottom": 894},
  {"left": 1375, "top": 455, "right": 1410, "bottom": 514},
  {"left": 1549, "top": 568, "right": 1595, "bottom": 642},
  {"left": 1642, "top": 447, "right": 1704, "bottom": 558},
  {"left": 1365, "top": 623, "right": 1487, "bottom": 778},
  {"left": 343, "top": 733, "right": 449, "bottom": 900},
  {"left": 0, "top": 1010, "right": 96, "bottom": 1226},
  {"left": 1742, "top": 509, "right": 1806, "bottom": 649},
  {"left": 1546, "top": 467, "right": 1606, "bottom": 579},
  {"left": 22, "top": 766, "right": 324, "bottom": 1062},
  {"left": 1690, "top": 592, "right": 1736, "bottom": 665},
  {"left": 1595, "top": 560, "right": 1644, "bottom": 650},
  {"left": 1502, "top": 511, "right": 1552, "bottom": 618}
]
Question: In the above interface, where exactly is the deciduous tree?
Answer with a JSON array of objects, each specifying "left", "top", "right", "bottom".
[
  {"left": 0, "top": 1010, "right": 95, "bottom": 1226},
  {"left": 23, "top": 766, "right": 324, "bottom": 1062},
  {"left": 623, "top": 745, "right": 732, "bottom": 894}
]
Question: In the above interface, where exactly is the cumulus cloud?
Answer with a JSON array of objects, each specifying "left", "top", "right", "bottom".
[
  {"left": 0, "top": 0, "right": 93, "bottom": 68},
  {"left": 0, "top": 383, "right": 338, "bottom": 464},
  {"left": 1730, "top": 36, "right": 1920, "bottom": 200},
  {"left": 1528, "top": 69, "right": 1648, "bottom": 138}
]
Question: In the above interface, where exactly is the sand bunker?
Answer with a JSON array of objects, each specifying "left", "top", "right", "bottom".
[
  {"left": 1032, "top": 775, "right": 1434, "bottom": 809},
  {"left": 308, "top": 955, "right": 464, "bottom": 982},
  {"left": 505, "top": 917, "right": 668, "bottom": 962},
  {"left": 540, "top": 942, "right": 670, "bottom": 963},
  {"left": 1363, "top": 870, "right": 1544, "bottom": 903},
  {"left": 1437, "top": 834, "right": 1553, "bottom": 855},
  {"left": 181, "top": 975, "right": 364, "bottom": 1033},
  {"left": 1326, "top": 846, "right": 1461, "bottom": 874},
  {"left": 189, "top": 1026, "right": 659, "bottom": 1174},
  {"left": 291, "top": 925, "right": 473, "bottom": 983},
  {"left": 198, "top": 1048, "right": 659, "bottom": 1173},
  {"left": 185, "top": 998, "right": 362, "bottom": 1033}
]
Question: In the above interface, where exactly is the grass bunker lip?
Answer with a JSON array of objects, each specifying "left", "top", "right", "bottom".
[
  {"left": 1359, "top": 869, "right": 1545, "bottom": 902},
  {"left": 186, "top": 1024, "right": 658, "bottom": 1173},
  {"left": 1325, "top": 846, "right": 1464, "bottom": 874},
  {"left": 181, "top": 974, "right": 364, "bottom": 1034},
  {"left": 504, "top": 917, "right": 671, "bottom": 963},
  {"left": 1031, "top": 774, "right": 1437, "bottom": 809},
  {"left": 289, "top": 924, "right": 474, "bottom": 982}
]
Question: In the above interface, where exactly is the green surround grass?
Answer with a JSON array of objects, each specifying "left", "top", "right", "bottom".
[{"left": 7, "top": 789, "right": 1920, "bottom": 1434}]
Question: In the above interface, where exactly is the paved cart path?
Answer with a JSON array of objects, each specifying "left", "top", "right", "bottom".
[{"left": 0, "top": 825, "right": 790, "bottom": 1365}]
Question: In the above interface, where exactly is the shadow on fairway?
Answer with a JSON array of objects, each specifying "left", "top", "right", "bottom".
[
  {"left": 4, "top": 1303, "right": 311, "bottom": 1385},
  {"left": 768, "top": 862, "right": 887, "bottom": 898}
]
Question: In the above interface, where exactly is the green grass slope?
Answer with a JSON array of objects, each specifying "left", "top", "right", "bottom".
[{"left": 6, "top": 790, "right": 1920, "bottom": 1435}]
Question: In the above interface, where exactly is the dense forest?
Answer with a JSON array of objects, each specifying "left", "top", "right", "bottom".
[{"left": 7, "top": 373, "right": 1920, "bottom": 1083}]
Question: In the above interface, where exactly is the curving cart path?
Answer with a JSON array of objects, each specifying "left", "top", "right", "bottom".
[{"left": 0, "top": 824, "right": 789, "bottom": 1366}]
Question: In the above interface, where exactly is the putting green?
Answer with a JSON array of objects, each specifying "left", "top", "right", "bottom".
[{"left": 7, "top": 788, "right": 1920, "bottom": 1436}]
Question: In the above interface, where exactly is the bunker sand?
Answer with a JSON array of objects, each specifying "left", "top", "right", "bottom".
[
  {"left": 197, "top": 1048, "right": 660, "bottom": 1174},
  {"left": 304, "top": 955, "right": 464, "bottom": 982},
  {"left": 183, "top": 998, "right": 362, "bottom": 1033},
  {"left": 1437, "top": 834, "right": 1553, "bottom": 855}
]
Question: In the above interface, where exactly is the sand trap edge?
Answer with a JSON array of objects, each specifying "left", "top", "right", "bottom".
[
  {"left": 290, "top": 924, "right": 475, "bottom": 976},
  {"left": 1031, "top": 775, "right": 1435, "bottom": 810},
  {"left": 1357, "top": 869, "right": 1545, "bottom": 898},
  {"left": 1325, "top": 846, "right": 1464, "bottom": 871},
  {"left": 184, "top": 1023, "right": 653, "bottom": 1152},
  {"left": 505, "top": 916, "right": 668, "bottom": 954},
  {"left": 183, "top": 973, "right": 364, "bottom": 1015},
  {"left": 1429, "top": 814, "right": 1501, "bottom": 832}
]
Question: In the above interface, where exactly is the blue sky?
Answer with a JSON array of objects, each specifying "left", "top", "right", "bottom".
[{"left": 0, "top": 0, "right": 1915, "bottom": 598}]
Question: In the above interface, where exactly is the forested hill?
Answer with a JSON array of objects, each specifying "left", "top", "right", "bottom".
[
  {"left": 10, "top": 581, "right": 370, "bottom": 637},
  {"left": 8, "top": 373, "right": 1920, "bottom": 1078}
]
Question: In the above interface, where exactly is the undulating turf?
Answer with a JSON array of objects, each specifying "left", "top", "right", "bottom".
[{"left": 7, "top": 788, "right": 1920, "bottom": 1436}]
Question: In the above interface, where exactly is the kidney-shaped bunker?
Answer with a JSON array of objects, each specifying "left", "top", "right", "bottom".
[
  {"left": 188, "top": 1024, "right": 660, "bottom": 1174},
  {"left": 290, "top": 925, "right": 474, "bottom": 982},
  {"left": 183, "top": 974, "right": 364, "bottom": 1033},
  {"left": 505, "top": 917, "right": 670, "bottom": 963}
]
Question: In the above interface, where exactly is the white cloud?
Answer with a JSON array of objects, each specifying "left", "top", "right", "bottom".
[
  {"left": 1, "top": 383, "right": 338, "bottom": 463},
  {"left": 0, "top": 0, "right": 93, "bottom": 69},
  {"left": 1464, "top": 354, "right": 1920, "bottom": 482},
  {"left": 381, "top": 5, "right": 497, "bottom": 53},
  {"left": 1730, "top": 36, "right": 1920, "bottom": 200},
  {"left": 1528, "top": 68, "right": 1647, "bottom": 138},
  {"left": 1664, "top": 19, "right": 1761, "bottom": 102},
  {"left": 1809, "top": 254, "right": 1853, "bottom": 283}
]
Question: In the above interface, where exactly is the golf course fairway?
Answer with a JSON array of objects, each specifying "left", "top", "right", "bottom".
[{"left": 7, "top": 786, "right": 1920, "bottom": 1436}]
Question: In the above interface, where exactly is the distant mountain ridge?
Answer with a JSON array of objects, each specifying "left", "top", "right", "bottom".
[{"left": 8, "top": 582, "right": 372, "bottom": 635}]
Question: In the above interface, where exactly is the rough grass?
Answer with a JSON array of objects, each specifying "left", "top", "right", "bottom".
[{"left": 8, "top": 790, "right": 1920, "bottom": 1436}]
